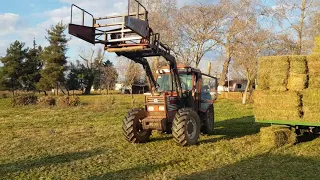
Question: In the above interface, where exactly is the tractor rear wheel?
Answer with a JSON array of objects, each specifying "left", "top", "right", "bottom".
[
  {"left": 172, "top": 108, "right": 201, "bottom": 146},
  {"left": 201, "top": 105, "right": 214, "bottom": 134},
  {"left": 122, "top": 108, "right": 151, "bottom": 143}
]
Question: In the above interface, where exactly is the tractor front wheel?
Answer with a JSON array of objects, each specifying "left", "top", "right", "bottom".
[
  {"left": 122, "top": 108, "right": 151, "bottom": 143},
  {"left": 201, "top": 105, "right": 214, "bottom": 135},
  {"left": 172, "top": 108, "right": 201, "bottom": 146}
]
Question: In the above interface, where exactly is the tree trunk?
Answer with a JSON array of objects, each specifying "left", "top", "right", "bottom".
[
  {"left": 43, "top": 90, "right": 47, "bottom": 96},
  {"left": 56, "top": 83, "right": 59, "bottom": 96},
  {"left": 219, "top": 56, "right": 232, "bottom": 86},
  {"left": 219, "top": 33, "right": 232, "bottom": 86},
  {"left": 107, "top": 84, "right": 109, "bottom": 95},
  {"left": 84, "top": 77, "right": 94, "bottom": 95},
  {"left": 242, "top": 79, "right": 251, "bottom": 105},
  {"left": 11, "top": 79, "right": 15, "bottom": 96},
  {"left": 297, "top": 0, "right": 307, "bottom": 55}
]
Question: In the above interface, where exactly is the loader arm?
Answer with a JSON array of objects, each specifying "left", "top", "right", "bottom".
[{"left": 127, "top": 57, "right": 159, "bottom": 93}]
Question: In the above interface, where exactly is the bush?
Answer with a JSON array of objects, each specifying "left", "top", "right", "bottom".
[
  {"left": 1, "top": 93, "right": 8, "bottom": 99},
  {"left": 57, "top": 96, "right": 80, "bottom": 106},
  {"left": 38, "top": 96, "right": 56, "bottom": 106},
  {"left": 11, "top": 94, "right": 38, "bottom": 106},
  {"left": 69, "top": 96, "right": 80, "bottom": 106}
]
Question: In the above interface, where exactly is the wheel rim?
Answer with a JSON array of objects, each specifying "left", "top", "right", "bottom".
[
  {"left": 136, "top": 118, "right": 148, "bottom": 136},
  {"left": 187, "top": 117, "right": 197, "bottom": 139}
]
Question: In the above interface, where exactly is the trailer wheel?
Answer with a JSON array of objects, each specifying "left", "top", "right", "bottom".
[
  {"left": 122, "top": 108, "right": 151, "bottom": 143},
  {"left": 172, "top": 108, "right": 201, "bottom": 146},
  {"left": 201, "top": 105, "right": 214, "bottom": 134}
]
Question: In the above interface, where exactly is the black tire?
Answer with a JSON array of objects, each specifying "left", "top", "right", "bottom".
[
  {"left": 172, "top": 108, "right": 201, "bottom": 146},
  {"left": 122, "top": 108, "right": 151, "bottom": 143},
  {"left": 201, "top": 105, "right": 214, "bottom": 135}
]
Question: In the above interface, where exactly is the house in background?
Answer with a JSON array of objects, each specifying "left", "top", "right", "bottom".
[
  {"left": 115, "top": 82, "right": 149, "bottom": 94},
  {"left": 218, "top": 79, "right": 249, "bottom": 93},
  {"left": 115, "top": 83, "right": 123, "bottom": 91}
]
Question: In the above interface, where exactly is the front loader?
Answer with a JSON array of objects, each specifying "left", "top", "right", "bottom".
[{"left": 68, "top": 0, "right": 218, "bottom": 146}]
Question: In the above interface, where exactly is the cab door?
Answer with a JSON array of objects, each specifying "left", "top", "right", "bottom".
[{"left": 200, "top": 75, "right": 217, "bottom": 112}]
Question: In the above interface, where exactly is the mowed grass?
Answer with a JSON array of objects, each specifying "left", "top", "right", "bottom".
[{"left": 1, "top": 95, "right": 320, "bottom": 179}]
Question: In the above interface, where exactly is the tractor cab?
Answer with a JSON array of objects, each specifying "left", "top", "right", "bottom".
[
  {"left": 155, "top": 66, "right": 218, "bottom": 107},
  {"left": 142, "top": 66, "right": 218, "bottom": 135}
]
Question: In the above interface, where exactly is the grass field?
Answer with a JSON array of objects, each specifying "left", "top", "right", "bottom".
[{"left": 1, "top": 95, "right": 320, "bottom": 179}]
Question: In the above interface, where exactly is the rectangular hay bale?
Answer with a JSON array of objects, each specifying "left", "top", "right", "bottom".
[
  {"left": 254, "top": 90, "right": 302, "bottom": 122},
  {"left": 268, "top": 56, "right": 289, "bottom": 91},
  {"left": 303, "top": 89, "right": 320, "bottom": 122},
  {"left": 260, "top": 126, "right": 296, "bottom": 148},
  {"left": 313, "top": 36, "right": 320, "bottom": 54},
  {"left": 257, "top": 57, "right": 272, "bottom": 90},
  {"left": 287, "top": 56, "right": 307, "bottom": 91},
  {"left": 307, "top": 55, "right": 320, "bottom": 88},
  {"left": 257, "top": 56, "right": 289, "bottom": 91}
]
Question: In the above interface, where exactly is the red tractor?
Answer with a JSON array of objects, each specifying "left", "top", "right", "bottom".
[{"left": 68, "top": 0, "right": 218, "bottom": 146}]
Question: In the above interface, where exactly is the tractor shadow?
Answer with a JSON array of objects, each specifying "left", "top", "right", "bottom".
[
  {"left": 0, "top": 149, "right": 103, "bottom": 175},
  {"left": 177, "top": 154, "right": 320, "bottom": 180},
  {"left": 150, "top": 136, "right": 172, "bottom": 142},
  {"left": 200, "top": 116, "right": 268, "bottom": 144},
  {"left": 296, "top": 133, "right": 319, "bottom": 144}
]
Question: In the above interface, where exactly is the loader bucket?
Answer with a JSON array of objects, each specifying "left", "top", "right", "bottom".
[{"left": 68, "top": 24, "right": 95, "bottom": 44}]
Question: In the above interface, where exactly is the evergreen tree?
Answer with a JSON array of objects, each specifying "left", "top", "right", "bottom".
[
  {"left": 66, "top": 61, "right": 82, "bottom": 94},
  {"left": 37, "top": 22, "right": 69, "bottom": 95},
  {"left": 0, "top": 41, "right": 27, "bottom": 94},
  {"left": 20, "top": 39, "right": 43, "bottom": 91}
]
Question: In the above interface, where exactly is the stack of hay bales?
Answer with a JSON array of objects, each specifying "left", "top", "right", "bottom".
[
  {"left": 255, "top": 53, "right": 320, "bottom": 124},
  {"left": 255, "top": 55, "right": 306, "bottom": 122}
]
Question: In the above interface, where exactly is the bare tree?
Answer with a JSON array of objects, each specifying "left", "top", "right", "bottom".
[
  {"left": 273, "top": 0, "right": 320, "bottom": 54},
  {"left": 233, "top": 22, "right": 271, "bottom": 104},
  {"left": 216, "top": 0, "right": 266, "bottom": 86},
  {"left": 117, "top": 57, "right": 143, "bottom": 104},
  {"left": 172, "top": 4, "right": 222, "bottom": 67},
  {"left": 101, "top": 62, "right": 118, "bottom": 95},
  {"left": 78, "top": 48, "right": 105, "bottom": 95}
]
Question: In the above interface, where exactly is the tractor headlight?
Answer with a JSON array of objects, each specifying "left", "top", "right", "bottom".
[
  {"left": 159, "top": 106, "right": 165, "bottom": 111},
  {"left": 148, "top": 106, "right": 155, "bottom": 111}
]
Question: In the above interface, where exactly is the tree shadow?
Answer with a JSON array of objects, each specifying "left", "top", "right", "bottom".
[
  {"left": 88, "top": 160, "right": 183, "bottom": 180},
  {"left": 200, "top": 116, "right": 268, "bottom": 144},
  {"left": 178, "top": 154, "right": 320, "bottom": 180},
  {"left": 0, "top": 149, "right": 103, "bottom": 175}
]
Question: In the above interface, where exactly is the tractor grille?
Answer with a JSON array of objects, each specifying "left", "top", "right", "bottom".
[{"left": 146, "top": 96, "right": 165, "bottom": 104}]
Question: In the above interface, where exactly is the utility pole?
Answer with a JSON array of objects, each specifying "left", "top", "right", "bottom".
[{"left": 207, "top": 62, "right": 211, "bottom": 76}]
